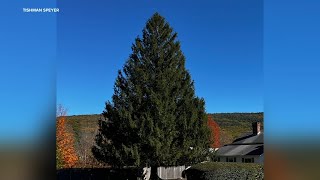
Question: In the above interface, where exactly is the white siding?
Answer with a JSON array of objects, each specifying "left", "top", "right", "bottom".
[{"left": 218, "top": 155, "right": 262, "bottom": 163}]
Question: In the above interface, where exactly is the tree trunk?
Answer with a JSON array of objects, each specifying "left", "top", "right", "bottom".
[{"left": 150, "top": 166, "right": 159, "bottom": 180}]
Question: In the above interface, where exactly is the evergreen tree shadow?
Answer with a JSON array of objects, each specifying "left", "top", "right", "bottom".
[{"left": 57, "top": 168, "right": 143, "bottom": 180}]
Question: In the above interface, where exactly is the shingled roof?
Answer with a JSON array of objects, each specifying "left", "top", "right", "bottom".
[
  {"left": 232, "top": 132, "right": 263, "bottom": 145},
  {"left": 216, "top": 133, "right": 264, "bottom": 156},
  {"left": 216, "top": 122, "right": 264, "bottom": 157}
]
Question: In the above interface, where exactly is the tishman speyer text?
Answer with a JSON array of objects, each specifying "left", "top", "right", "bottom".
[{"left": 23, "top": 8, "right": 59, "bottom": 13}]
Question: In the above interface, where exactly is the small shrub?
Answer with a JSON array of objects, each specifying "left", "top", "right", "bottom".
[{"left": 185, "top": 162, "right": 264, "bottom": 180}]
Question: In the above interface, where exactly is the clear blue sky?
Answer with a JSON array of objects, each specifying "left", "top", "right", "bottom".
[
  {"left": 1, "top": 0, "right": 56, "bottom": 141},
  {"left": 57, "top": 0, "right": 263, "bottom": 115},
  {"left": 264, "top": 0, "right": 320, "bottom": 141}
]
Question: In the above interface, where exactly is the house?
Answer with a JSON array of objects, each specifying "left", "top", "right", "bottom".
[{"left": 215, "top": 122, "right": 264, "bottom": 164}]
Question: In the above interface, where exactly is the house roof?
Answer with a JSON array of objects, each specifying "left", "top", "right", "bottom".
[
  {"left": 232, "top": 132, "right": 263, "bottom": 144},
  {"left": 216, "top": 132, "right": 264, "bottom": 156},
  {"left": 216, "top": 144, "right": 263, "bottom": 156}
]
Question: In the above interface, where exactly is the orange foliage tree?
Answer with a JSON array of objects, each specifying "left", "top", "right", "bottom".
[
  {"left": 207, "top": 115, "right": 221, "bottom": 148},
  {"left": 56, "top": 104, "right": 78, "bottom": 168}
]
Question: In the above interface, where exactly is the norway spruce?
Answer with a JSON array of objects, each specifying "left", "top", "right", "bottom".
[{"left": 92, "top": 13, "right": 211, "bottom": 176}]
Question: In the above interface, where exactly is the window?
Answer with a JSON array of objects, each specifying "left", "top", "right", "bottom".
[
  {"left": 226, "top": 157, "right": 237, "bottom": 162},
  {"left": 242, "top": 157, "right": 254, "bottom": 163}
]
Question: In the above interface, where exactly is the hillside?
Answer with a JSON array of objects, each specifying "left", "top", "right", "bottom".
[
  {"left": 64, "top": 112, "right": 263, "bottom": 167},
  {"left": 66, "top": 114, "right": 101, "bottom": 142},
  {"left": 209, "top": 113, "right": 263, "bottom": 145},
  {"left": 65, "top": 114, "right": 103, "bottom": 167}
]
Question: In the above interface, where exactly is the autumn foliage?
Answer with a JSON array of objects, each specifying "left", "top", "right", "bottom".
[
  {"left": 208, "top": 115, "right": 221, "bottom": 148},
  {"left": 56, "top": 105, "right": 78, "bottom": 168}
]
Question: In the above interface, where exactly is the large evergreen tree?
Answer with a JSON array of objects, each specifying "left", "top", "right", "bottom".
[{"left": 92, "top": 13, "right": 211, "bottom": 176}]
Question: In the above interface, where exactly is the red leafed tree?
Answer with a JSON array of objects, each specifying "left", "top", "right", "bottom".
[
  {"left": 207, "top": 115, "right": 221, "bottom": 148},
  {"left": 56, "top": 104, "right": 78, "bottom": 168}
]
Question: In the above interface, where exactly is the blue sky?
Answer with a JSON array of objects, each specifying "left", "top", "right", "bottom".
[
  {"left": 264, "top": 0, "right": 320, "bottom": 141},
  {"left": 1, "top": 0, "right": 56, "bottom": 141},
  {"left": 57, "top": 0, "right": 263, "bottom": 115}
]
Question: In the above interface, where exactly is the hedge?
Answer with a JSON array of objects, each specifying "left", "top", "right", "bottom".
[{"left": 185, "top": 162, "right": 264, "bottom": 180}]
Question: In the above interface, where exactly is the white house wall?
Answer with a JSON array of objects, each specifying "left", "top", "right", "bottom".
[{"left": 219, "top": 155, "right": 262, "bottom": 163}]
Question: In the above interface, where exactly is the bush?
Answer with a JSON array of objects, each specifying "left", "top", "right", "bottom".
[{"left": 185, "top": 162, "right": 264, "bottom": 180}]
